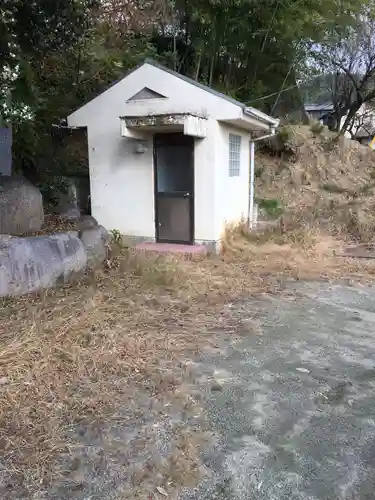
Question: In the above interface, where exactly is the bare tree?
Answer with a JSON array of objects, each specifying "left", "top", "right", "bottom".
[
  {"left": 344, "top": 101, "right": 375, "bottom": 138},
  {"left": 312, "top": 12, "right": 375, "bottom": 134}
]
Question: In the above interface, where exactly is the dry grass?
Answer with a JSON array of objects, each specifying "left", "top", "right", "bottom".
[
  {"left": 2, "top": 220, "right": 375, "bottom": 497},
  {"left": 256, "top": 125, "right": 375, "bottom": 243},
  {"left": 0, "top": 243, "right": 272, "bottom": 496}
]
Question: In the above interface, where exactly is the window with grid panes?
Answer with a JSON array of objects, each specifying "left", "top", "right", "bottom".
[{"left": 228, "top": 133, "right": 241, "bottom": 176}]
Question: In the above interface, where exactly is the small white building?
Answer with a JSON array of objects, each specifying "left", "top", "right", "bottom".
[{"left": 67, "top": 60, "right": 279, "bottom": 251}]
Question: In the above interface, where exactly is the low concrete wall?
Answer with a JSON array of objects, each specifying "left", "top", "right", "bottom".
[
  {"left": 0, "top": 232, "right": 87, "bottom": 297},
  {"left": 0, "top": 219, "right": 109, "bottom": 297}
]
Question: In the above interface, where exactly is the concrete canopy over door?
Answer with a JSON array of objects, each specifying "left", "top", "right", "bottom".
[{"left": 120, "top": 113, "right": 208, "bottom": 139}]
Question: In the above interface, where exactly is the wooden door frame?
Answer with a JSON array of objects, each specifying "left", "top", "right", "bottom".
[{"left": 153, "top": 133, "right": 195, "bottom": 245}]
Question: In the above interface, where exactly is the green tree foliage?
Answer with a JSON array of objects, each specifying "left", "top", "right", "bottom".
[
  {"left": 1, "top": 0, "right": 100, "bottom": 183},
  {"left": 157, "top": 0, "right": 369, "bottom": 113},
  {"left": 1, "top": 0, "right": 96, "bottom": 122},
  {"left": 2, "top": 0, "right": 167, "bottom": 181},
  {"left": 0, "top": 0, "right": 371, "bottom": 183}
]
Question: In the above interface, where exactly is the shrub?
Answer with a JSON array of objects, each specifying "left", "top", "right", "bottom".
[
  {"left": 110, "top": 229, "right": 122, "bottom": 246},
  {"left": 257, "top": 198, "right": 283, "bottom": 218},
  {"left": 310, "top": 120, "right": 324, "bottom": 135},
  {"left": 37, "top": 175, "right": 70, "bottom": 210},
  {"left": 278, "top": 125, "right": 291, "bottom": 144}
]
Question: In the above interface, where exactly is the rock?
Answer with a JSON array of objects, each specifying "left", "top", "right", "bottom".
[
  {"left": 0, "top": 235, "right": 13, "bottom": 246},
  {"left": 0, "top": 232, "right": 87, "bottom": 297},
  {"left": 78, "top": 215, "right": 98, "bottom": 232},
  {"left": 79, "top": 225, "right": 110, "bottom": 268},
  {"left": 59, "top": 205, "right": 81, "bottom": 220},
  {"left": 55, "top": 177, "right": 81, "bottom": 219},
  {"left": 98, "top": 225, "right": 110, "bottom": 245},
  {"left": 0, "top": 176, "right": 44, "bottom": 235}
]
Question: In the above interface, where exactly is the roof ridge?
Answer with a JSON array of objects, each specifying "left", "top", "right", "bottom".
[{"left": 142, "top": 58, "right": 246, "bottom": 108}]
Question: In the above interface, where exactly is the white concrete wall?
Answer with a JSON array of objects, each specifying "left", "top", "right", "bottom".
[
  {"left": 194, "top": 118, "right": 219, "bottom": 243},
  {"left": 86, "top": 126, "right": 155, "bottom": 238},
  {"left": 215, "top": 123, "right": 251, "bottom": 239},
  {"left": 67, "top": 63, "right": 244, "bottom": 240}
]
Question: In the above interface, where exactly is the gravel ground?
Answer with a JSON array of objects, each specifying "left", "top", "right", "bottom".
[{"left": 180, "top": 282, "right": 375, "bottom": 500}]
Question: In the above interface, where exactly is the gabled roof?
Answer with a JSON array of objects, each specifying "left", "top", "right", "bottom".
[
  {"left": 68, "top": 59, "right": 279, "bottom": 128},
  {"left": 141, "top": 60, "right": 278, "bottom": 127},
  {"left": 143, "top": 59, "right": 245, "bottom": 108},
  {"left": 305, "top": 102, "right": 334, "bottom": 112}
]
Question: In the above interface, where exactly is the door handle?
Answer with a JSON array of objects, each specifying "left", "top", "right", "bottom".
[{"left": 184, "top": 192, "right": 190, "bottom": 197}]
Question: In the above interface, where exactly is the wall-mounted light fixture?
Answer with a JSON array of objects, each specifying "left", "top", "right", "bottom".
[{"left": 134, "top": 141, "right": 148, "bottom": 154}]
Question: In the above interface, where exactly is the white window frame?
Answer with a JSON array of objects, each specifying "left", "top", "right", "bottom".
[{"left": 229, "top": 133, "right": 241, "bottom": 177}]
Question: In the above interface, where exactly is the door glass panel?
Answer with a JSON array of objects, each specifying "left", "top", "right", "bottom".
[
  {"left": 156, "top": 144, "right": 192, "bottom": 193},
  {"left": 157, "top": 197, "right": 190, "bottom": 242}
]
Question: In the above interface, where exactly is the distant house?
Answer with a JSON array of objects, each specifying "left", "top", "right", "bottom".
[
  {"left": 305, "top": 101, "right": 375, "bottom": 142},
  {"left": 67, "top": 59, "right": 279, "bottom": 251},
  {"left": 305, "top": 103, "right": 334, "bottom": 125}
]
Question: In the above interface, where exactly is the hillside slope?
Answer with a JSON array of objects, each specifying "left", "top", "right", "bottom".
[{"left": 255, "top": 125, "right": 375, "bottom": 240}]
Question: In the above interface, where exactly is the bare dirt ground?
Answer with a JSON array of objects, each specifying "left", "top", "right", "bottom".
[{"left": 2, "top": 224, "right": 375, "bottom": 500}]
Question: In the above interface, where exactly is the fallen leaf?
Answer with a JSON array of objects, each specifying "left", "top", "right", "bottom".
[
  {"left": 156, "top": 486, "right": 168, "bottom": 497},
  {"left": 296, "top": 367, "right": 310, "bottom": 374}
]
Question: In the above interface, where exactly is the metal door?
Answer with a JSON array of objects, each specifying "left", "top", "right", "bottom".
[{"left": 154, "top": 134, "right": 194, "bottom": 244}]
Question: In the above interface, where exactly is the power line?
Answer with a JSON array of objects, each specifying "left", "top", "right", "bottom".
[{"left": 246, "top": 84, "right": 298, "bottom": 104}]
